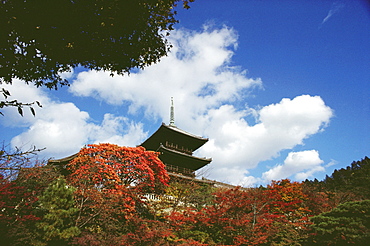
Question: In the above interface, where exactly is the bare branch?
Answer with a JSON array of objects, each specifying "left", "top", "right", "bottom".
[{"left": 0, "top": 142, "right": 46, "bottom": 180}]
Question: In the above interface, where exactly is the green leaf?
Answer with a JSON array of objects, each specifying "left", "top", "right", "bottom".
[
  {"left": 2, "top": 88, "right": 11, "bottom": 98},
  {"left": 18, "top": 107, "right": 23, "bottom": 116},
  {"left": 30, "top": 107, "right": 35, "bottom": 116}
]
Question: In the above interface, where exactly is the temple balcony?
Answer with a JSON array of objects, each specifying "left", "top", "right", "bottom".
[
  {"left": 164, "top": 141, "right": 193, "bottom": 155},
  {"left": 165, "top": 163, "right": 195, "bottom": 177}
]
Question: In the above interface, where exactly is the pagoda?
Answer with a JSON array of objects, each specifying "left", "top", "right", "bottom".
[
  {"left": 140, "top": 98, "right": 212, "bottom": 177},
  {"left": 49, "top": 98, "right": 211, "bottom": 178}
]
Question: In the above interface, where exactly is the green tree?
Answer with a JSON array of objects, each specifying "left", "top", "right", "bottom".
[
  {"left": 304, "top": 156, "right": 370, "bottom": 209},
  {"left": 307, "top": 200, "right": 370, "bottom": 245},
  {"left": 35, "top": 177, "right": 80, "bottom": 245},
  {"left": 324, "top": 157, "right": 370, "bottom": 198},
  {"left": 1, "top": 0, "right": 194, "bottom": 115}
]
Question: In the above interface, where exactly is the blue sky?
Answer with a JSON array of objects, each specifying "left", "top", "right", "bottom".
[{"left": 1, "top": 0, "right": 369, "bottom": 186}]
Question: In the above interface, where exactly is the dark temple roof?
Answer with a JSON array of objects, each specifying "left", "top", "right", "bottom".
[
  {"left": 140, "top": 123, "right": 208, "bottom": 152},
  {"left": 157, "top": 144, "right": 211, "bottom": 171}
]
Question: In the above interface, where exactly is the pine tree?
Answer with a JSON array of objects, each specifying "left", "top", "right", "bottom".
[
  {"left": 323, "top": 157, "right": 370, "bottom": 200},
  {"left": 308, "top": 200, "right": 370, "bottom": 245},
  {"left": 35, "top": 177, "right": 80, "bottom": 245}
]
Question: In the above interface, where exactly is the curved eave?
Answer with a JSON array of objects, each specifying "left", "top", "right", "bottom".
[
  {"left": 48, "top": 153, "right": 78, "bottom": 165},
  {"left": 158, "top": 145, "right": 212, "bottom": 171},
  {"left": 141, "top": 123, "right": 209, "bottom": 151},
  {"left": 163, "top": 124, "right": 208, "bottom": 142}
]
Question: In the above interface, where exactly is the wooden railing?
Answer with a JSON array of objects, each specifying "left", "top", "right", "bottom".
[
  {"left": 164, "top": 141, "right": 193, "bottom": 155},
  {"left": 165, "top": 164, "right": 195, "bottom": 177}
]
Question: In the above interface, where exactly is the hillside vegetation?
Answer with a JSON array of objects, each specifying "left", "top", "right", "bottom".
[{"left": 1, "top": 144, "right": 369, "bottom": 245}]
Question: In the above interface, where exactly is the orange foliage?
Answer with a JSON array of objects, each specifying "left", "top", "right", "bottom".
[
  {"left": 268, "top": 179, "right": 311, "bottom": 222},
  {"left": 66, "top": 143, "right": 169, "bottom": 228},
  {"left": 68, "top": 143, "right": 169, "bottom": 190}
]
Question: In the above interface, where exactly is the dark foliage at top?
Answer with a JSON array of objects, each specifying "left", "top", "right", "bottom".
[
  {"left": 0, "top": 0, "right": 194, "bottom": 115},
  {"left": 305, "top": 156, "right": 370, "bottom": 200},
  {"left": 1, "top": 0, "right": 193, "bottom": 87}
]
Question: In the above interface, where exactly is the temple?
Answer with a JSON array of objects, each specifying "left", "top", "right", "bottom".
[
  {"left": 140, "top": 98, "right": 212, "bottom": 177},
  {"left": 49, "top": 98, "right": 212, "bottom": 178}
]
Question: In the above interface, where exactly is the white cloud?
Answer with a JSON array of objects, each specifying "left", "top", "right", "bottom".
[
  {"left": 69, "top": 25, "right": 262, "bottom": 128},
  {"left": 262, "top": 150, "right": 325, "bottom": 182},
  {"left": 11, "top": 101, "right": 91, "bottom": 157},
  {"left": 320, "top": 1, "right": 345, "bottom": 26},
  {"left": 325, "top": 159, "right": 338, "bottom": 168},
  {"left": 197, "top": 95, "right": 333, "bottom": 185},
  {"left": 2, "top": 81, "right": 147, "bottom": 159},
  {"left": 1, "top": 81, "right": 50, "bottom": 127},
  {"left": 2, "top": 25, "right": 334, "bottom": 186},
  {"left": 90, "top": 114, "right": 147, "bottom": 147}
]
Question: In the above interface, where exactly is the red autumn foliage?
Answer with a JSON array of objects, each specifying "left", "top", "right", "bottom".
[
  {"left": 0, "top": 175, "right": 41, "bottom": 245},
  {"left": 66, "top": 144, "right": 170, "bottom": 238},
  {"left": 119, "top": 217, "right": 175, "bottom": 246},
  {"left": 168, "top": 179, "right": 313, "bottom": 245},
  {"left": 268, "top": 179, "right": 311, "bottom": 225},
  {"left": 1, "top": 145, "right": 368, "bottom": 245},
  {"left": 67, "top": 143, "right": 169, "bottom": 191},
  {"left": 0, "top": 175, "right": 40, "bottom": 224}
]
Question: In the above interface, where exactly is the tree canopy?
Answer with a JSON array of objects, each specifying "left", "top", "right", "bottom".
[
  {"left": 1, "top": 151, "right": 369, "bottom": 245},
  {"left": 0, "top": 0, "right": 194, "bottom": 115},
  {"left": 0, "top": 143, "right": 171, "bottom": 245},
  {"left": 308, "top": 200, "right": 370, "bottom": 245},
  {"left": 0, "top": 0, "right": 194, "bottom": 86}
]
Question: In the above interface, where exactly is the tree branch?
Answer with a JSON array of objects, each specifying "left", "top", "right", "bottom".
[
  {"left": 1, "top": 87, "right": 42, "bottom": 116},
  {"left": 0, "top": 143, "right": 46, "bottom": 180}
]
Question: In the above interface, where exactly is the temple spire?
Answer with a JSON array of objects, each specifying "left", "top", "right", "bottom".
[{"left": 169, "top": 97, "right": 176, "bottom": 127}]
